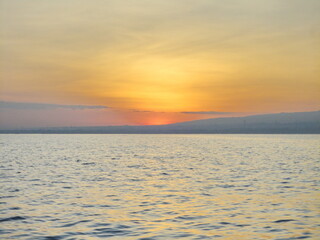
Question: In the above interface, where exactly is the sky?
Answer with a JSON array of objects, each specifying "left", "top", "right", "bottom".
[{"left": 0, "top": 0, "right": 319, "bottom": 129}]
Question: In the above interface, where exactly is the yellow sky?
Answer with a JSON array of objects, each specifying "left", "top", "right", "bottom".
[{"left": 0, "top": 0, "right": 319, "bottom": 126}]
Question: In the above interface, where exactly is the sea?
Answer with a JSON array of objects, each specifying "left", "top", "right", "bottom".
[{"left": 1, "top": 134, "right": 319, "bottom": 240}]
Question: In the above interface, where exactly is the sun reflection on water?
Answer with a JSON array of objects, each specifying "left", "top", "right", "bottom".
[{"left": 1, "top": 134, "right": 319, "bottom": 239}]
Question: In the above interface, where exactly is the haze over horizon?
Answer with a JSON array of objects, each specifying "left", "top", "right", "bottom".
[{"left": 1, "top": 0, "right": 319, "bottom": 129}]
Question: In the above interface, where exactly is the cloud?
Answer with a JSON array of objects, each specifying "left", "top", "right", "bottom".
[
  {"left": 0, "top": 101, "right": 108, "bottom": 110},
  {"left": 127, "top": 109, "right": 236, "bottom": 115},
  {"left": 129, "top": 109, "right": 153, "bottom": 113},
  {"left": 181, "top": 111, "right": 235, "bottom": 115}
]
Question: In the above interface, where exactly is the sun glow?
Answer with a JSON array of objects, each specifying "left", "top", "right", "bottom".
[
  {"left": 126, "top": 57, "right": 196, "bottom": 111},
  {"left": 146, "top": 119, "right": 169, "bottom": 125},
  {"left": 91, "top": 55, "right": 204, "bottom": 112}
]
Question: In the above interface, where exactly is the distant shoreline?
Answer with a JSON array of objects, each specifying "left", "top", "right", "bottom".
[
  {"left": 1, "top": 111, "right": 319, "bottom": 134},
  {"left": 1, "top": 133, "right": 320, "bottom": 134}
]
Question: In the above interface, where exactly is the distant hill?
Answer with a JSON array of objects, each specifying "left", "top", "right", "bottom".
[
  {"left": 1, "top": 111, "right": 320, "bottom": 134},
  {"left": 166, "top": 111, "right": 320, "bottom": 133}
]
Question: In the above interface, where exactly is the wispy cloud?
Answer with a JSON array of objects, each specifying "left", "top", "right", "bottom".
[
  {"left": 181, "top": 111, "right": 235, "bottom": 115},
  {"left": 127, "top": 109, "right": 236, "bottom": 115},
  {"left": 129, "top": 109, "right": 200, "bottom": 114},
  {"left": 129, "top": 109, "right": 154, "bottom": 113},
  {"left": 0, "top": 101, "right": 109, "bottom": 110}
]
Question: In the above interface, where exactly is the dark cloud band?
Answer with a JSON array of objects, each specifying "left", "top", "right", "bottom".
[
  {"left": 0, "top": 101, "right": 108, "bottom": 110},
  {"left": 181, "top": 111, "right": 235, "bottom": 115}
]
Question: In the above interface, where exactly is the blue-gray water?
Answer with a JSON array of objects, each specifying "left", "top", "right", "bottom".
[{"left": 1, "top": 134, "right": 319, "bottom": 240}]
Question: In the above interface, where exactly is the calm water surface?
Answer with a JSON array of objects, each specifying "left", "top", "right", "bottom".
[{"left": 1, "top": 134, "right": 319, "bottom": 239}]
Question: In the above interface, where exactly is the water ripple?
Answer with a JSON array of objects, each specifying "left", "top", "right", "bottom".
[{"left": 1, "top": 134, "right": 319, "bottom": 239}]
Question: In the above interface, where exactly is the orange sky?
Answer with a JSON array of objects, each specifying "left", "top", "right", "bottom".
[{"left": 0, "top": 0, "right": 319, "bottom": 128}]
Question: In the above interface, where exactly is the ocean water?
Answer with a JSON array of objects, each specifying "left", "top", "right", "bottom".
[{"left": 0, "top": 134, "right": 319, "bottom": 240}]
